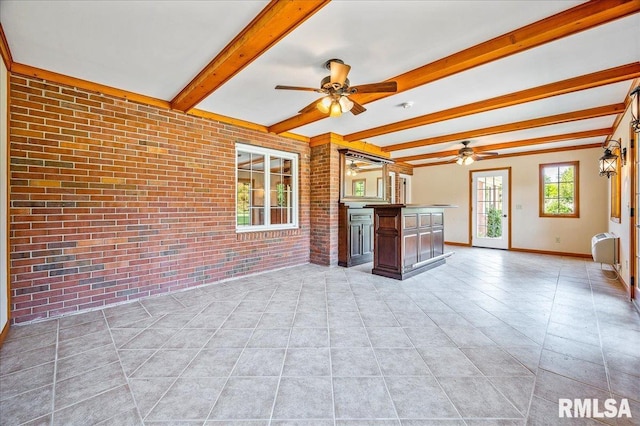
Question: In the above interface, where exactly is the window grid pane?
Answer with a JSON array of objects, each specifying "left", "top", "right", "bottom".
[
  {"left": 237, "top": 145, "right": 297, "bottom": 230},
  {"left": 476, "top": 177, "right": 503, "bottom": 238},
  {"left": 540, "top": 162, "right": 577, "bottom": 217}
]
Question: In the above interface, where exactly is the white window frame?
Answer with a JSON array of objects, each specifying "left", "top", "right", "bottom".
[{"left": 236, "top": 143, "right": 299, "bottom": 232}]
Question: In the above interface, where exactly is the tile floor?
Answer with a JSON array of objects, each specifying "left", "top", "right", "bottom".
[{"left": 1, "top": 246, "right": 640, "bottom": 425}]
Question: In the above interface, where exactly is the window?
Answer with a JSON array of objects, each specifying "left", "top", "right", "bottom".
[
  {"left": 539, "top": 161, "right": 579, "bottom": 218},
  {"left": 236, "top": 143, "right": 298, "bottom": 231},
  {"left": 352, "top": 179, "right": 366, "bottom": 197}
]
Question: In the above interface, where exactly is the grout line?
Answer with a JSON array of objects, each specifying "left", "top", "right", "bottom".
[
  {"left": 266, "top": 274, "right": 303, "bottom": 425},
  {"left": 523, "top": 255, "right": 565, "bottom": 421},
  {"left": 202, "top": 285, "right": 279, "bottom": 424},
  {"left": 349, "top": 270, "right": 403, "bottom": 424},
  {"left": 148, "top": 291, "right": 249, "bottom": 424},
  {"left": 586, "top": 260, "right": 616, "bottom": 400},
  {"left": 113, "top": 289, "right": 244, "bottom": 423},
  {"left": 373, "top": 274, "right": 466, "bottom": 423},
  {"left": 7, "top": 254, "right": 638, "bottom": 424},
  {"left": 48, "top": 319, "right": 60, "bottom": 426},
  {"left": 326, "top": 269, "right": 339, "bottom": 426},
  {"left": 102, "top": 305, "right": 148, "bottom": 424}
]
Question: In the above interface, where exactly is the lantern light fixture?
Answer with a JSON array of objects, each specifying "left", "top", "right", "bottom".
[
  {"left": 599, "top": 139, "right": 626, "bottom": 178},
  {"left": 630, "top": 85, "right": 640, "bottom": 131}
]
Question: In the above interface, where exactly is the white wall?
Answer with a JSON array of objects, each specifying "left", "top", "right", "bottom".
[
  {"left": 1, "top": 58, "right": 8, "bottom": 334},
  {"left": 607, "top": 107, "right": 634, "bottom": 286},
  {"left": 412, "top": 147, "right": 608, "bottom": 255}
]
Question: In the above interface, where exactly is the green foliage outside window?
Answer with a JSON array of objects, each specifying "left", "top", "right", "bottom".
[
  {"left": 276, "top": 183, "right": 286, "bottom": 206},
  {"left": 237, "top": 182, "right": 250, "bottom": 225},
  {"left": 487, "top": 206, "right": 503, "bottom": 238},
  {"left": 543, "top": 165, "right": 575, "bottom": 215}
]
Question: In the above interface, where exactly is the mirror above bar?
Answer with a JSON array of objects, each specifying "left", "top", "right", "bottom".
[{"left": 339, "top": 149, "right": 393, "bottom": 204}]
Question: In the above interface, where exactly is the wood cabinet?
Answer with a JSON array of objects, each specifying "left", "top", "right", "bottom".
[
  {"left": 338, "top": 204, "right": 375, "bottom": 267},
  {"left": 367, "top": 204, "right": 451, "bottom": 280}
]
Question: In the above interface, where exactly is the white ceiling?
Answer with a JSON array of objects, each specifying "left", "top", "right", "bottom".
[{"left": 1, "top": 0, "right": 639, "bottom": 166}]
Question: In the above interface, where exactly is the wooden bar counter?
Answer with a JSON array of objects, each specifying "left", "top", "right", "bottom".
[{"left": 365, "top": 204, "right": 455, "bottom": 280}]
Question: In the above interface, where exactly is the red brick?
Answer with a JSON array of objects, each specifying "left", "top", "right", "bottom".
[{"left": 8, "top": 75, "right": 312, "bottom": 323}]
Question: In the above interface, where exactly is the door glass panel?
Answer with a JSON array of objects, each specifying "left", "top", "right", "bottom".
[{"left": 475, "top": 176, "right": 503, "bottom": 239}]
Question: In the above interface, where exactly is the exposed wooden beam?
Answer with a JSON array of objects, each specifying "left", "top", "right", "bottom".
[
  {"left": 0, "top": 23, "right": 13, "bottom": 70},
  {"left": 610, "top": 78, "right": 640, "bottom": 135},
  {"left": 308, "top": 132, "right": 391, "bottom": 158},
  {"left": 414, "top": 143, "right": 601, "bottom": 167},
  {"left": 171, "top": 0, "right": 329, "bottom": 112},
  {"left": 384, "top": 104, "right": 625, "bottom": 152},
  {"left": 268, "top": 0, "right": 640, "bottom": 134},
  {"left": 394, "top": 128, "right": 612, "bottom": 163},
  {"left": 346, "top": 63, "right": 640, "bottom": 142}
]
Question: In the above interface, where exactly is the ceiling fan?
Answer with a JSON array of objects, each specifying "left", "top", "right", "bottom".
[
  {"left": 275, "top": 59, "right": 397, "bottom": 117},
  {"left": 450, "top": 141, "right": 499, "bottom": 165}
]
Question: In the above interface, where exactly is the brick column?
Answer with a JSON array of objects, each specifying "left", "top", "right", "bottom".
[
  {"left": 309, "top": 134, "right": 341, "bottom": 265},
  {"left": 308, "top": 133, "right": 406, "bottom": 266}
]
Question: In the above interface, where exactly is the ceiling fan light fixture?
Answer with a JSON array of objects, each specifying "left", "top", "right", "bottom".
[
  {"left": 457, "top": 155, "right": 474, "bottom": 166},
  {"left": 329, "top": 101, "right": 342, "bottom": 117},
  {"left": 346, "top": 160, "right": 358, "bottom": 176},
  {"left": 316, "top": 96, "right": 332, "bottom": 114},
  {"left": 277, "top": 59, "right": 396, "bottom": 118},
  {"left": 338, "top": 96, "right": 354, "bottom": 113}
]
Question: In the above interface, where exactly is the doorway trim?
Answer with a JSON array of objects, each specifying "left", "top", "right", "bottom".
[
  {"left": 399, "top": 173, "right": 412, "bottom": 204},
  {"left": 389, "top": 171, "right": 396, "bottom": 203},
  {"left": 630, "top": 125, "right": 636, "bottom": 303},
  {"left": 469, "top": 167, "right": 512, "bottom": 249}
]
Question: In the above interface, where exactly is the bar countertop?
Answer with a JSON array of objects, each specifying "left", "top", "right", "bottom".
[{"left": 364, "top": 204, "right": 458, "bottom": 208}]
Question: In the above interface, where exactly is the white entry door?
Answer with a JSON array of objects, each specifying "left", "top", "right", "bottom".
[{"left": 471, "top": 169, "right": 510, "bottom": 249}]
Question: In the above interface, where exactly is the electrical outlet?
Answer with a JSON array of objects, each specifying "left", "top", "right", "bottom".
[{"left": 555, "top": 237, "right": 560, "bottom": 243}]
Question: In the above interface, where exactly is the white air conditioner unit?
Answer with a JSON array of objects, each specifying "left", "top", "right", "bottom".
[{"left": 591, "top": 233, "right": 619, "bottom": 264}]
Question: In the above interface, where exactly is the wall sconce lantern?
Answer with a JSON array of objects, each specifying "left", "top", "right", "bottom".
[
  {"left": 631, "top": 86, "right": 640, "bottom": 132},
  {"left": 599, "top": 139, "right": 626, "bottom": 178}
]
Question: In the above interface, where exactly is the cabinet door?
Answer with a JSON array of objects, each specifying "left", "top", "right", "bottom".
[
  {"left": 404, "top": 233, "right": 418, "bottom": 269},
  {"left": 419, "top": 230, "right": 433, "bottom": 262},
  {"left": 350, "top": 224, "right": 362, "bottom": 257},
  {"left": 362, "top": 222, "right": 374, "bottom": 256},
  {"left": 432, "top": 228, "right": 444, "bottom": 257}
]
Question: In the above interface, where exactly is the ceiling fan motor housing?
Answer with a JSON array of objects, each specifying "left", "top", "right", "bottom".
[{"left": 321, "top": 76, "right": 349, "bottom": 92}]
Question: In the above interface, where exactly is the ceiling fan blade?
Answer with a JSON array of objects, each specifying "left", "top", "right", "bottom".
[
  {"left": 275, "top": 85, "right": 323, "bottom": 92},
  {"left": 330, "top": 61, "right": 351, "bottom": 86},
  {"left": 350, "top": 81, "right": 397, "bottom": 94},
  {"left": 349, "top": 99, "right": 367, "bottom": 115},
  {"left": 477, "top": 152, "right": 499, "bottom": 156},
  {"left": 298, "top": 98, "right": 321, "bottom": 114}
]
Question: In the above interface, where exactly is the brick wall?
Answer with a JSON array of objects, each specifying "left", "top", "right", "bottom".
[
  {"left": 9, "top": 75, "right": 311, "bottom": 323},
  {"left": 389, "top": 162, "right": 413, "bottom": 203},
  {"left": 309, "top": 143, "right": 339, "bottom": 265}
]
